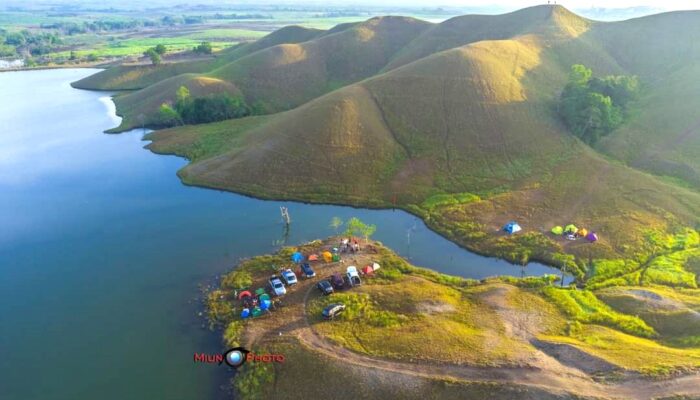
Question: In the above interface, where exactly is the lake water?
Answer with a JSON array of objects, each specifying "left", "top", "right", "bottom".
[{"left": 0, "top": 69, "right": 565, "bottom": 400}]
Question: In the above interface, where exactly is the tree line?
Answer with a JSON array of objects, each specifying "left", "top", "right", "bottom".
[{"left": 559, "top": 64, "right": 639, "bottom": 145}]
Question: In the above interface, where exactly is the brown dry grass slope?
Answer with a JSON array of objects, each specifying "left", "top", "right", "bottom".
[{"left": 148, "top": 5, "right": 699, "bottom": 263}]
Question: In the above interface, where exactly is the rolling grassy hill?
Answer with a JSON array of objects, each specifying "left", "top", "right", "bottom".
[
  {"left": 100, "top": 5, "right": 699, "bottom": 280},
  {"left": 70, "top": 25, "right": 327, "bottom": 93}
]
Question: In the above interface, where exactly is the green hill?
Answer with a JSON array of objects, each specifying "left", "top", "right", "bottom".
[
  {"left": 145, "top": 5, "right": 700, "bottom": 269},
  {"left": 71, "top": 25, "right": 326, "bottom": 93}
]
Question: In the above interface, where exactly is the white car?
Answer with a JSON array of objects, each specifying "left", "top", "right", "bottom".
[
  {"left": 281, "top": 269, "right": 298, "bottom": 285},
  {"left": 346, "top": 266, "right": 362, "bottom": 287},
  {"left": 269, "top": 275, "right": 287, "bottom": 296}
]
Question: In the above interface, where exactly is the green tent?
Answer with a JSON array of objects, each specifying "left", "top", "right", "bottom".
[
  {"left": 564, "top": 224, "right": 578, "bottom": 234},
  {"left": 551, "top": 226, "right": 564, "bottom": 235},
  {"left": 251, "top": 307, "right": 263, "bottom": 317},
  {"left": 332, "top": 254, "right": 340, "bottom": 262}
]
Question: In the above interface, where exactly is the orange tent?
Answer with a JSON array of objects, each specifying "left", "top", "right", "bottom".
[
  {"left": 322, "top": 251, "right": 333, "bottom": 263},
  {"left": 308, "top": 254, "right": 319, "bottom": 261}
]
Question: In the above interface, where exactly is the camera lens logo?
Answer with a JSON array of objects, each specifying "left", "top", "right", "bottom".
[{"left": 223, "top": 347, "right": 249, "bottom": 368}]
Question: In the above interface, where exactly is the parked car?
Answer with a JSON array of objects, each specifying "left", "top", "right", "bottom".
[
  {"left": 322, "top": 303, "right": 346, "bottom": 319},
  {"left": 346, "top": 266, "right": 361, "bottom": 287},
  {"left": 317, "top": 280, "right": 334, "bottom": 296},
  {"left": 268, "top": 275, "right": 287, "bottom": 296},
  {"left": 280, "top": 268, "right": 298, "bottom": 286},
  {"left": 329, "top": 274, "right": 345, "bottom": 290},
  {"left": 300, "top": 262, "right": 316, "bottom": 278}
]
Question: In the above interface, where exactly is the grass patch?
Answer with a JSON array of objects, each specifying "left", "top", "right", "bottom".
[
  {"left": 542, "top": 324, "right": 700, "bottom": 375},
  {"left": 421, "top": 192, "right": 480, "bottom": 210},
  {"left": 542, "top": 287, "right": 656, "bottom": 338}
]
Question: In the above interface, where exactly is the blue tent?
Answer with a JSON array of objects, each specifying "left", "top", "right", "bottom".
[
  {"left": 503, "top": 221, "right": 522, "bottom": 234},
  {"left": 291, "top": 252, "right": 303, "bottom": 263},
  {"left": 260, "top": 299, "right": 271, "bottom": 310},
  {"left": 241, "top": 308, "right": 250, "bottom": 319}
]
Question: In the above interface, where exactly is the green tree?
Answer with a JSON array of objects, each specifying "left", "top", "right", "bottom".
[
  {"left": 559, "top": 64, "right": 637, "bottom": 145},
  {"left": 154, "top": 44, "right": 167, "bottom": 55},
  {"left": 193, "top": 41, "right": 213, "bottom": 54},
  {"left": 330, "top": 217, "right": 343, "bottom": 234},
  {"left": 144, "top": 48, "right": 161, "bottom": 65},
  {"left": 344, "top": 217, "right": 377, "bottom": 244},
  {"left": 157, "top": 103, "right": 181, "bottom": 127}
]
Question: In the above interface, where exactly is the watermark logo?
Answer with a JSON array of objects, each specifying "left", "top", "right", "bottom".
[{"left": 193, "top": 347, "right": 284, "bottom": 369}]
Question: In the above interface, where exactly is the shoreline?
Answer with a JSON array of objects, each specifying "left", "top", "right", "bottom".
[{"left": 142, "top": 134, "right": 571, "bottom": 281}]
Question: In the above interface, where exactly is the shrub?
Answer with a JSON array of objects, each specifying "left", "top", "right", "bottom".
[
  {"left": 234, "top": 360, "right": 274, "bottom": 400},
  {"left": 193, "top": 41, "right": 213, "bottom": 54},
  {"left": 221, "top": 270, "right": 253, "bottom": 290},
  {"left": 224, "top": 321, "right": 244, "bottom": 347}
]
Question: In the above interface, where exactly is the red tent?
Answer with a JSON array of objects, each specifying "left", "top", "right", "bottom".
[
  {"left": 362, "top": 265, "right": 374, "bottom": 275},
  {"left": 308, "top": 254, "right": 319, "bottom": 261},
  {"left": 238, "top": 290, "right": 252, "bottom": 300}
]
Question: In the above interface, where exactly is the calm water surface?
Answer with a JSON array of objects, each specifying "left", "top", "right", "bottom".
[{"left": 0, "top": 69, "right": 564, "bottom": 400}]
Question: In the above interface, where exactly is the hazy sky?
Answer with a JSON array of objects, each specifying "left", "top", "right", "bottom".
[{"left": 473, "top": 0, "right": 696, "bottom": 9}]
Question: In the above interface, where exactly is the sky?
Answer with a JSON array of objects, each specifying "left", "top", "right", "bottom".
[
  {"left": 471, "top": 0, "right": 697, "bottom": 10},
  {"left": 3, "top": 0, "right": 698, "bottom": 16}
]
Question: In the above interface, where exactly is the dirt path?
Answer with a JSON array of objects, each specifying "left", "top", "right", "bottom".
[
  {"left": 295, "top": 284, "right": 700, "bottom": 400},
  {"left": 243, "top": 242, "right": 700, "bottom": 399}
]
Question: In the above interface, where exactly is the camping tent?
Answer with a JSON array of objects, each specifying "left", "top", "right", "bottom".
[
  {"left": 260, "top": 299, "right": 271, "bottom": 310},
  {"left": 586, "top": 232, "right": 599, "bottom": 242},
  {"left": 362, "top": 265, "right": 374, "bottom": 275},
  {"left": 251, "top": 307, "right": 263, "bottom": 318},
  {"left": 503, "top": 221, "right": 522, "bottom": 234},
  {"left": 564, "top": 224, "right": 578, "bottom": 234},
  {"left": 578, "top": 228, "right": 589, "bottom": 238},
  {"left": 308, "top": 254, "right": 319, "bottom": 261},
  {"left": 322, "top": 251, "right": 333, "bottom": 262},
  {"left": 372, "top": 262, "right": 381, "bottom": 271},
  {"left": 259, "top": 293, "right": 270, "bottom": 302},
  {"left": 551, "top": 226, "right": 564, "bottom": 235},
  {"left": 291, "top": 252, "right": 303, "bottom": 263},
  {"left": 241, "top": 308, "right": 250, "bottom": 319},
  {"left": 238, "top": 291, "right": 252, "bottom": 300}
]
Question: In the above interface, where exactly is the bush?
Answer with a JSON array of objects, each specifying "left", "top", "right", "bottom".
[
  {"left": 221, "top": 270, "right": 253, "bottom": 290},
  {"left": 193, "top": 41, "right": 213, "bottom": 54},
  {"left": 234, "top": 360, "right": 274, "bottom": 400},
  {"left": 224, "top": 321, "right": 245, "bottom": 347}
]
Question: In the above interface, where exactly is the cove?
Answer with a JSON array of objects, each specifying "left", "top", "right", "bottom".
[{"left": 0, "top": 68, "right": 565, "bottom": 400}]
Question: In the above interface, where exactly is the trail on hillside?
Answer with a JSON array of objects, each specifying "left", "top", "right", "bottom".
[{"left": 290, "top": 284, "right": 700, "bottom": 400}]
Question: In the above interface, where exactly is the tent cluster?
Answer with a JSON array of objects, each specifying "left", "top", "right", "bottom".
[
  {"left": 239, "top": 289, "right": 272, "bottom": 319},
  {"left": 361, "top": 262, "right": 381, "bottom": 276},
  {"left": 551, "top": 224, "right": 598, "bottom": 242},
  {"left": 292, "top": 250, "right": 340, "bottom": 264}
]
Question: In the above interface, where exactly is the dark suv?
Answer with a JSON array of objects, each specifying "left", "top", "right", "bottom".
[
  {"left": 329, "top": 273, "right": 345, "bottom": 290},
  {"left": 317, "top": 280, "right": 334, "bottom": 296}
]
